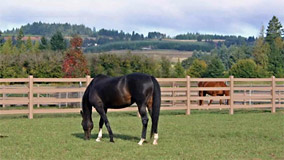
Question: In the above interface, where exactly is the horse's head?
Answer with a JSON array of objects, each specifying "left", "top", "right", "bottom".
[{"left": 80, "top": 110, "right": 93, "bottom": 140}]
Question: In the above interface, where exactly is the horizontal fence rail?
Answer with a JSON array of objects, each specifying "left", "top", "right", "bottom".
[{"left": 1, "top": 75, "right": 284, "bottom": 119}]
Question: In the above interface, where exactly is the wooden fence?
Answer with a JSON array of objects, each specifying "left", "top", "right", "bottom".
[{"left": 1, "top": 76, "right": 284, "bottom": 119}]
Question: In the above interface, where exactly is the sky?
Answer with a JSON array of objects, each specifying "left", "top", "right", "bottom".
[{"left": 0, "top": 0, "right": 283, "bottom": 37}]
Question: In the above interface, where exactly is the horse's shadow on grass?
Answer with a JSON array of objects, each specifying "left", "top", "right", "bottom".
[{"left": 72, "top": 133, "right": 140, "bottom": 142}]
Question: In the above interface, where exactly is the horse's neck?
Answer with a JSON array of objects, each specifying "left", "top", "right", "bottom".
[{"left": 83, "top": 105, "right": 92, "bottom": 120}]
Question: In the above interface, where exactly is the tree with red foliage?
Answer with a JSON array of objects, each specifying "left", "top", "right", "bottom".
[{"left": 62, "top": 36, "right": 89, "bottom": 78}]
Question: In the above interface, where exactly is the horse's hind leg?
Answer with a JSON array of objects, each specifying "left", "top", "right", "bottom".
[{"left": 137, "top": 101, "right": 149, "bottom": 145}]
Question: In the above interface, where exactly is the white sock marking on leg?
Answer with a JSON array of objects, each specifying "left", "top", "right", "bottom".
[
  {"left": 153, "top": 133, "right": 158, "bottom": 145},
  {"left": 96, "top": 128, "right": 102, "bottom": 142}
]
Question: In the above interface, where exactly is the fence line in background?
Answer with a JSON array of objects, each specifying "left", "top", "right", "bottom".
[{"left": 1, "top": 75, "right": 284, "bottom": 119}]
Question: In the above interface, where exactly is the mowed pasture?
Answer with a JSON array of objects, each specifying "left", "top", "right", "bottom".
[
  {"left": 0, "top": 110, "right": 283, "bottom": 160},
  {"left": 99, "top": 49, "right": 194, "bottom": 62}
]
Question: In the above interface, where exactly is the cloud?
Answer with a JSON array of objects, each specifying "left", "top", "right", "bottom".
[{"left": 0, "top": 0, "right": 283, "bottom": 37}]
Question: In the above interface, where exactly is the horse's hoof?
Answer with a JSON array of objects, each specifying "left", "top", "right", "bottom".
[
  {"left": 96, "top": 138, "right": 101, "bottom": 142},
  {"left": 138, "top": 138, "right": 145, "bottom": 145},
  {"left": 110, "top": 140, "right": 115, "bottom": 143},
  {"left": 153, "top": 134, "right": 158, "bottom": 145}
]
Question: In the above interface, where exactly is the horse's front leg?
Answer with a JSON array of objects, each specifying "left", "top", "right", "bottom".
[
  {"left": 208, "top": 99, "right": 213, "bottom": 106},
  {"left": 138, "top": 103, "right": 148, "bottom": 145},
  {"left": 96, "top": 108, "right": 108, "bottom": 142},
  {"left": 95, "top": 107, "right": 114, "bottom": 143},
  {"left": 208, "top": 93, "right": 216, "bottom": 106},
  {"left": 199, "top": 91, "right": 203, "bottom": 106},
  {"left": 96, "top": 117, "right": 104, "bottom": 142}
]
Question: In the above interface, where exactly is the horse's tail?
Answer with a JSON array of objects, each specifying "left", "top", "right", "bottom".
[{"left": 150, "top": 76, "right": 161, "bottom": 138}]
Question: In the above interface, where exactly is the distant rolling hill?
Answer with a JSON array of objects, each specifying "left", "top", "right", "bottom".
[{"left": 84, "top": 40, "right": 215, "bottom": 53}]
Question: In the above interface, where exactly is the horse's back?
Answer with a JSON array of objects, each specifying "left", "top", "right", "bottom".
[
  {"left": 199, "top": 81, "right": 228, "bottom": 95},
  {"left": 88, "top": 73, "right": 154, "bottom": 108},
  {"left": 200, "top": 81, "right": 227, "bottom": 87}
]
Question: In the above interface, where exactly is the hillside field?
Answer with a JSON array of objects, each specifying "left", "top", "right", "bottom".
[{"left": 87, "top": 49, "right": 194, "bottom": 62}]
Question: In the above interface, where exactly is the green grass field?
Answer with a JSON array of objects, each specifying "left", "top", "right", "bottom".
[{"left": 1, "top": 110, "right": 283, "bottom": 160}]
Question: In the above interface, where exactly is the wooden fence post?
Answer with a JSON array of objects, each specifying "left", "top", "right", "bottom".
[
  {"left": 28, "top": 75, "right": 34, "bottom": 119},
  {"left": 86, "top": 75, "right": 91, "bottom": 86},
  {"left": 172, "top": 81, "right": 176, "bottom": 107},
  {"left": 229, "top": 76, "right": 234, "bottom": 115},
  {"left": 37, "top": 84, "right": 40, "bottom": 108},
  {"left": 2, "top": 85, "right": 5, "bottom": 108},
  {"left": 186, "top": 76, "right": 191, "bottom": 115},
  {"left": 272, "top": 76, "right": 276, "bottom": 113}
]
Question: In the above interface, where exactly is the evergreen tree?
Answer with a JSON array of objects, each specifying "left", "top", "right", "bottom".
[
  {"left": 50, "top": 31, "right": 66, "bottom": 51},
  {"left": 26, "top": 37, "right": 33, "bottom": 51},
  {"left": 18, "top": 43, "right": 26, "bottom": 54},
  {"left": 253, "top": 27, "right": 270, "bottom": 69},
  {"left": 205, "top": 57, "right": 225, "bottom": 78},
  {"left": 16, "top": 28, "right": 24, "bottom": 48},
  {"left": 267, "top": 37, "right": 284, "bottom": 77},
  {"left": 1, "top": 38, "right": 13, "bottom": 54},
  {"left": 0, "top": 30, "right": 3, "bottom": 46},
  {"left": 265, "top": 16, "right": 283, "bottom": 44},
  {"left": 228, "top": 45, "right": 247, "bottom": 67},
  {"left": 216, "top": 44, "right": 230, "bottom": 69},
  {"left": 33, "top": 41, "right": 40, "bottom": 53},
  {"left": 160, "top": 57, "right": 171, "bottom": 78},
  {"left": 39, "top": 36, "right": 48, "bottom": 50}
]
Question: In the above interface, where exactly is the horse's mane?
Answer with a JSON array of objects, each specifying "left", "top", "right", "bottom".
[
  {"left": 94, "top": 74, "right": 110, "bottom": 79},
  {"left": 93, "top": 74, "right": 110, "bottom": 82}
]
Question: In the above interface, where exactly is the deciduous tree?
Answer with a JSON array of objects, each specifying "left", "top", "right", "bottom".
[
  {"left": 174, "top": 59, "right": 185, "bottom": 78},
  {"left": 186, "top": 59, "right": 207, "bottom": 78},
  {"left": 62, "top": 36, "right": 89, "bottom": 77}
]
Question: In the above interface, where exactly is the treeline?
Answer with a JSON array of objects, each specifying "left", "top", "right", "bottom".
[
  {"left": 0, "top": 51, "right": 64, "bottom": 78},
  {"left": 3, "top": 22, "right": 166, "bottom": 39},
  {"left": 4, "top": 22, "right": 93, "bottom": 37},
  {"left": 84, "top": 40, "right": 215, "bottom": 53},
  {"left": 2, "top": 21, "right": 254, "bottom": 48},
  {"left": 89, "top": 52, "right": 181, "bottom": 78},
  {"left": 0, "top": 35, "right": 88, "bottom": 78},
  {"left": 175, "top": 32, "right": 256, "bottom": 46},
  {"left": 0, "top": 29, "right": 68, "bottom": 54}
]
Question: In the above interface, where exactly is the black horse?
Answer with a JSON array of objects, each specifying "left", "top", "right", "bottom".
[{"left": 80, "top": 73, "right": 161, "bottom": 145}]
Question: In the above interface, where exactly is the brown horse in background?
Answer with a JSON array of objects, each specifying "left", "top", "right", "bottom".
[{"left": 198, "top": 82, "right": 229, "bottom": 105}]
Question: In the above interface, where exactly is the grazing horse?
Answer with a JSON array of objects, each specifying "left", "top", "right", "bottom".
[
  {"left": 198, "top": 82, "right": 229, "bottom": 105},
  {"left": 80, "top": 73, "right": 161, "bottom": 145}
]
